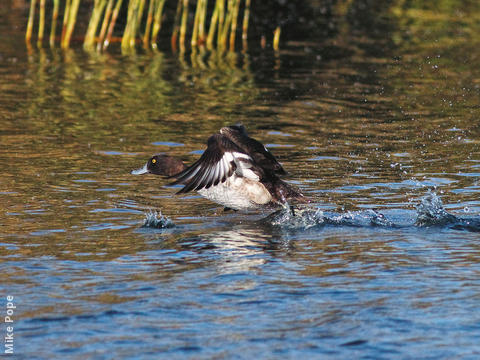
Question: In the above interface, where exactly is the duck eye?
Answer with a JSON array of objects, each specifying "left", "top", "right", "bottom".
[{"left": 151, "top": 158, "right": 157, "bottom": 164}]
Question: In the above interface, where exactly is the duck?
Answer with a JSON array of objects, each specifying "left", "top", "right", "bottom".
[{"left": 131, "top": 125, "right": 308, "bottom": 211}]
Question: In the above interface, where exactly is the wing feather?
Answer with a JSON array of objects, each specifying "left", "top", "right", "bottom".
[
  {"left": 211, "top": 162, "right": 220, "bottom": 187},
  {"left": 169, "top": 134, "right": 242, "bottom": 194}
]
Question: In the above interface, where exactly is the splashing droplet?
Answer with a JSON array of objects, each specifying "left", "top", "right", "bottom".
[{"left": 142, "top": 210, "right": 174, "bottom": 229}]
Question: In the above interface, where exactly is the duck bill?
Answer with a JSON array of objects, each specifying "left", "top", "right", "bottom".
[{"left": 131, "top": 162, "right": 149, "bottom": 175}]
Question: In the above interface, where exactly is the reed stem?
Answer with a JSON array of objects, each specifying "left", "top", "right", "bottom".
[
  {"left": 206, "top": 0, "right": 220, "bottom": 49},
  {"left": 50, "top": 0, "right": 60, "bottom": 47},
  {"left": 26, "top": 0, "right": 37, "bottom": 44},
  {"left": 216, "top": 0, "right": 224, "bottom": 47},
  {"left": 122, "top": 0, "right": 139, "bottom": 50},
  {"left": 179, "top": 0, "right": 189, "bottom": 52},
  {"left": 38, "top": 0, "right": 45, "bottom": 47},
  {"left": 97, "top": 0, "right": 114, "bottom": 51},
  {"left": 198, "top": 0, "right": 207, "bottom": 45},
  {"left": 137, "top": 0, "right": 146, "bottom": 37},
  {"left": 143, "top": 0, "right": 155, "bottom": 48},
  {"left": 61, "top": 0, "right": 71, "bottom": 46},
  {"left": 273, "top": 26, "right": 281, "bottom": 50},
  {"left": 191, "top": 0, "right": 202, "bottom": 46},
  {"left": 171, "top": 0, "right": 182, "bottom": 50},
  {"left": 219, "top": 0, "right": 233, "bottom": 50},
  {"left": 85, "top": 0, "right": 107, "bottom": 49},
  {"left": 241, "top": 0, "right": 250, "bottom": 49},
  {"left": 63, "top": 0, "right": 81, "bottom": 49},
  {"left": 229, "top": 0, "right": 240, "bottom": 51},
  {"left": 104, "top": 0, "right": 123, "bottom": 50},
  {"left": 151, "top": 0, "right": 166, "bottom": 48}
]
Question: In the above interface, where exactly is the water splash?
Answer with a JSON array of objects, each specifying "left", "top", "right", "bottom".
[
  {"left": 414, "top": 192, "right": 480, "bottom": 231},
  {"left": 415, "top": 192, "right": 457, "bottom": 227},
  {"left": 142, "top": 210, "right": 174, "bottom": 229},
  {"left": 264, "top": 207, "right": 325, "bottom": 229},
  {"left": 327, "top": 209, "right": 395, "bottom": 227},
  {"left": 262, "top": 192, "right": 480, "bottom": 232},
  {"left": 263, "top": 207, "right": 394, "bottom": 229}
]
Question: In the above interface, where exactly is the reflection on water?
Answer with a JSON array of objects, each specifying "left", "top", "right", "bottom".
[{"left": 1, "top": 2, "right": 480, "bottom": 358}]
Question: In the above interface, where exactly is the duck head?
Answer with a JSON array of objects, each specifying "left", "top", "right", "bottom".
[
  {"left": 131, "top": 154, "right": 185, "bottom": 177},
  {"left": 220, "top": 124, "right": 248, "bottom": 137}
]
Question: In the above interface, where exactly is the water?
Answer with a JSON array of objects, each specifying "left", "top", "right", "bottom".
[{"left": 1, "top": 2, "right": 480, "bottom": 359}]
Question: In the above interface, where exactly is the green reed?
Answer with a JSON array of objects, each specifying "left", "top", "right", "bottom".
[
  {"left": 179, "top": 0, "right": 189, "bottom": 52},
  {"left": 25, "top": 0, "right": 36, "bottom": 44},
  {"left": 84, "top": 0, "right": 107, "bottom": 49},
  {"left": 50, "top": 0, "right": 60, "bottom": 47},
  {"left": 104, "top": 0, "right": 124, "bottom": 50},
  {"left": 241, "top": 0, "right": 250, "bottom": 49},
  {"left": 25, "top": 0, "right": 277, "bottom": 53},
  {"left": 96, "top": 0, "right": 113, "bottom": 50},
  {"left": 151, "top": 0, "right": 167, "bottom": 49},
  {"left": 142, "top": 0, "right": 155, "bottom": 47},
  {"left": 38, "top": 0, "right": 46, "bottom": 46}
]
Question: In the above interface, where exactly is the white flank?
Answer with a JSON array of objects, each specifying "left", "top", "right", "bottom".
[{"left": 198, "top": 175, "right": 271, "bottom": 210}]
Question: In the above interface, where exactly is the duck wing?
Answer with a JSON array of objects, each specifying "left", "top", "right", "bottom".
[
  {"left": 169, "top": 133, "right": 260, "bottom": 194},
  {"left": 222, "top": 126, "right": 287, "bottom": 175}
]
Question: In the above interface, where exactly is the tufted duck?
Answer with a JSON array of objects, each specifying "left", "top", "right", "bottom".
[{"left": 132, "top": 125, "right": 308, "bottom": 210}]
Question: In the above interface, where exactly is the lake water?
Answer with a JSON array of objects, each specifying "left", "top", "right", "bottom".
[{"left": 1, "top": 3, "right": 480, "bottom": 359}]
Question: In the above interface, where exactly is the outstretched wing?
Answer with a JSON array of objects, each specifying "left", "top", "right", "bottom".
[
  {"left": 221, "top": 126, "right": 287, "bottom": 175},
  {"left": 239, "top": 135, "right": 286, "bottom": 175},
  {"left": 169, "top": 133, "right": 258, "bottom": 194}
]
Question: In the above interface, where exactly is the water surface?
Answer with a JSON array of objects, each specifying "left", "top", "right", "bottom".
[{"left": 1, "top": 3, "right": 480, "bottom": 359}]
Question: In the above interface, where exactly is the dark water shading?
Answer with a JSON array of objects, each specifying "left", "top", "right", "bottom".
[{"left": 2, "top": 2, "right": 480, "bottom": 359}]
